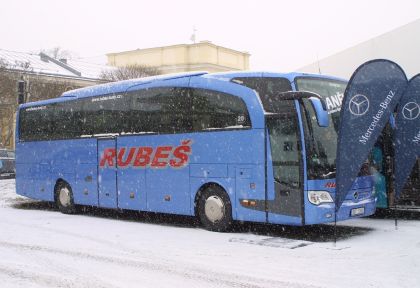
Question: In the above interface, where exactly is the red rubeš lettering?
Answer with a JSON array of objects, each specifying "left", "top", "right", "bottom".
[
  {"left": 99, "top": 140, "right": 192, "bottom": 169},
  {"left": 117, "top": 147, "right": 136, "bottom": 167}
]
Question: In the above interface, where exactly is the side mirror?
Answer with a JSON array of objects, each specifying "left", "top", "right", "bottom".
[
  {"left": 309, "top": 96, "right": 329, "bottom": 127},
  {"left": 275, "top": 91, "right": 329, "bottom": 127}
]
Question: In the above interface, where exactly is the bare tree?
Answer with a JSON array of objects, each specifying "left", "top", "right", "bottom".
[
  {"left": 0, "top": 58, "right": 83, "bottom": 148},
  {"left": 28, "top": 78, "right": 77, "bottom": 102},
  {"left": 0, "top": 59, "right": 18, "bottom": 105},
  {"left": 41, "top": 47, "right": 73, "bottom": 60},
  {"left": 100, "top": 64, "right": 161, "bottom": 82},
  {"left": 0, "top": 59, "right": 21, "bottom": 148},
  {"left": 0, "top": 58, "right": 8, "bottom": 69}
]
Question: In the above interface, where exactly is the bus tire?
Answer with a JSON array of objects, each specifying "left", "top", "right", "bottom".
[
  {"left": 198, "top": 185, "right": 232, "bottom": 232},
  {"left": 55, "top": 181, "right": 77, "bottom": 214}
]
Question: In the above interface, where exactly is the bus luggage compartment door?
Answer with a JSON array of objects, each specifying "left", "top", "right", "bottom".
[{"left": 98, "top": 138, "right": 118, "bottom": 208}]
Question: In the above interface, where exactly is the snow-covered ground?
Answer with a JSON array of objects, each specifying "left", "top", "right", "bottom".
[{"left": 0, "top": 179, "right": 419, "bottom": 288}]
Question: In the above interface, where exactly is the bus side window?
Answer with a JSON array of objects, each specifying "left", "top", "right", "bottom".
[
  {"left": 81, "top": 94, "right": 129, "bottom": 136},
  {"left": 129, "top": 87, "right": 192, "bottom": 134},
  {"left": 50, "top": 101, "right": 83, "bottom": 139},
  {"left": 191, "top": 88, "right": 251, "bottom": 131},
  {"left": 20, "top": 107, "right": 52, "bottom": 141}
]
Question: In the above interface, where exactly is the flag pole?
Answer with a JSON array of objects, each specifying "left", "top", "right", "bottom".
[
  {"left": 391, "top": 157, "right": 398, "bottom": 230},
  {"left": 394, "top": 190, "right": 398, "bottom": 230},
  {"left": 395, "top": 207, "right": 398, "bottom": 230},
  {"left": 334, "top": 201, "right": 338, "bottom": 246}
]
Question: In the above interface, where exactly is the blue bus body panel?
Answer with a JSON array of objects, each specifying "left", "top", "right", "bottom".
[
  {"left": 147, "top": 167, "right": 190, "bottom": 214},
  {"left": 16, "top": 138, "right": 98, "bottom": 203},
  {"left": 104, "top": 129, "right": 265, "bottom": 218},
  {"left": 98, "top": 139, "right": 118, "bottom": 208},
  {"left": 186, "top": 129, "right": 266, "bottom": 221},
  {"left": 304, "top": 176, "right": 376, "bottom": 225},
  {"left": 116, "top": 137, "right": 147, "bottom": 211},
  {"left": 116, "top": 134, "right": 190, "bottom": 215},
  {"left": 73, "top": 139, "right": 98, "bottom": 206},
  {"left": 117, "top": 167, "right": 146, "bottom": 211},
  {"left": 75, "top": 162, "right": 98, "bottom": 206},
  {"left": 188, "top": 76, "right": 266, "bottom": 221}
]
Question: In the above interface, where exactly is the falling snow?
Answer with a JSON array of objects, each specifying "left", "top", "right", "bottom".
[{"left": 1, "top": 179, "right": 420, "bottom": 288}]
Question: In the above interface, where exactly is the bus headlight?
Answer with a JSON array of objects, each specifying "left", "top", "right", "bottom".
[{"left": 308, "top": 191, "right": 334, "bottom": 205}]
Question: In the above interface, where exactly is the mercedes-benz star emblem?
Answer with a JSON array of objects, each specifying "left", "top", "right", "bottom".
[
  {"left": 349, "top": 94, "right": 370, "bottom": 116},
  {"left": 402, "top": 102, "right": 419, "bottom": 120},
  {"left": 353, "top": 191, "right": 359, "bottom": 201}
]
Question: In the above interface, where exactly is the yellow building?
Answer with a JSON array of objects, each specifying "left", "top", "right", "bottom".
[{"left": 107, "top": 41, "right": 250, "bottom": 73}]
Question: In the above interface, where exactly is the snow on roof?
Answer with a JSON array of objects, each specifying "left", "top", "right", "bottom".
[
  {"left": 0, "top": 49, "right": 113, "bottom": 80},
  {"left": 65, "top": 59, "right": 115, "bottom": 79},
  {"left": 61, "top": 71, "right": 207, "bottom": 98},
  {"left": 207, "top": 70, "right": 347, "bottom": 82}
]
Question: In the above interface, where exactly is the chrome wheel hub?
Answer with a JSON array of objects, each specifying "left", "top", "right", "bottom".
[
  {"left": 59, "top": 187, "right": 71, "bottom": 207},
  {"left": 204, "top": 196, "right": 224, "bottom": 223}
]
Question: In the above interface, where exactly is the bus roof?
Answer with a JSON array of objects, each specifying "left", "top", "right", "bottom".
[
  {"left": 19, "top": 70, "right": 346, "bottom": 109},
  {"left": 60, "top": 71, "right": 208, "bottom": 99},
  {"left": 205, "top": 71, "right": 347, "bottom": 83},
  {"left": 19, "top": 71, "right": 208, "bottom": 108}
]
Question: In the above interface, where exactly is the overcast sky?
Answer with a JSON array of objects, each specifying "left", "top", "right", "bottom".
[{"left": 1, "top": 0, "right": 419, "bottom": 71}]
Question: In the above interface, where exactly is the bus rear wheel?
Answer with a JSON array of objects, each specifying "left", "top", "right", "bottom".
[
  {"left": 55, "top": 182, "right": 77, "bottom": 214},
  {"left": 198, "top": 186, "right": 232, "bottom": 232}
]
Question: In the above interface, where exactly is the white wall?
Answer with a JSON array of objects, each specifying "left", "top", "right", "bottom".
[{"left": 298, "top": 19, "right": 420, "bottom": 79}]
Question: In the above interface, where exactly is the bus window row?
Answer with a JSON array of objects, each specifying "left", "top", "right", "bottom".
[{"left": 19, "top": 87, "right": 251, "bottom": 142}]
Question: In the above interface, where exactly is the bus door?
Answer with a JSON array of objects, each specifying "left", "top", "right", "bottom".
[
  {"left": 266, "top": 105, "right": 304, "bottom": 224},
  {"left": 98, "top": 137, "right": 118, "bottom": 208}
]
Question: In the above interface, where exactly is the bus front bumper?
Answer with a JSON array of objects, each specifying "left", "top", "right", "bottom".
[{"left": 305, "top": 197, "right": 376, "bottom": 225}]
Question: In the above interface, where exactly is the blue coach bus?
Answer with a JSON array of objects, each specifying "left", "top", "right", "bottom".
[{"left": 15, "top": 71, "right": 376, "bottom": 231}]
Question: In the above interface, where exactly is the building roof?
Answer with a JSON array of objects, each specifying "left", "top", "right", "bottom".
[
  {"left": 106, "top": 41, "right": 250, "bottom": 73},
  {"left": 0, "top": 49, "right": 113, "bottom": 81},
  {"left": 297, "top": 18, "right": 420, "bottom": 79}
]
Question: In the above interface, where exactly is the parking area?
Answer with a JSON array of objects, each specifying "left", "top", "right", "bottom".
[{"left": 1, "top": 178, "right": 420, "bottom": 288}]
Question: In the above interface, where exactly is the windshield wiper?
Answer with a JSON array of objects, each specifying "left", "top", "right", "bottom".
[
  {"left": 274, "top": 177, "right": 300, "bottom": 188},
  {"left": 321, "top": 166, "right": 336, "bottom": 178}
]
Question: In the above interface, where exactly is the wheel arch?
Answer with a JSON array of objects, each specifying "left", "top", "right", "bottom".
[
  {"left": 53, "top": 178, "right": 70, "bottom": 202},
  {"left": 193, "top": 181, "right": 231, "bottom": 217}
]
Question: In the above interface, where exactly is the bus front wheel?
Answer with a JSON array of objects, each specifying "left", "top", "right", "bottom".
[
  {"left": 198, "top": 186, "right": 232, "bottom": 232},
  {"left": 55, "top": 181, "right": 77, "bottom": 214}
]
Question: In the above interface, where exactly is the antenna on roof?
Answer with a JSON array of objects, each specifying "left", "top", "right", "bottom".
[
  {"left": 316, "top": 52, "right": 322, "bottom": 74},
  {"left": 190, "top": 26, "right": 197, "bottom": 44}
]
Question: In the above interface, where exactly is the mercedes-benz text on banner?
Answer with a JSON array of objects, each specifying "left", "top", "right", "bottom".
[
  {"left": 394, "top": 74, "right": 420, "bottom": 198},
  {"left": 336, "top": 59, "right": 408, "bottom": 209}
]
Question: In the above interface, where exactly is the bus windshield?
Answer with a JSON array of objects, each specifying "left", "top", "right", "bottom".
[{"left": 295, "top": 78, "right": 347, "bottom": 179}]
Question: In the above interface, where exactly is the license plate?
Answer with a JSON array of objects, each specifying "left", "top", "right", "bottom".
[{"left": 351, "top": 207, "right": 365, "bottom": 216}]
